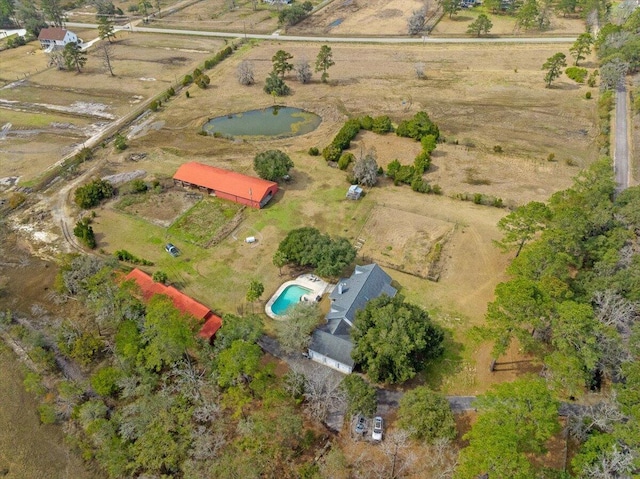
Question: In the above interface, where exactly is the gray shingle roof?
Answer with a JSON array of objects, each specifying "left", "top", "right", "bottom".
[
  {"left": 310, "top": 264, "right": 396, "bottom": 368},
  {"left": 327, "top": 264, "right": 397, "bottom": 325},
  {"left": 309, "top": 327, "right": 354, "bottom": 368}
]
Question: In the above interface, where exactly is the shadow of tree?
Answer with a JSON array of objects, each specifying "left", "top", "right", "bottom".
[{"left": 419, "top": 328, "right": 466, "bottom": 391}]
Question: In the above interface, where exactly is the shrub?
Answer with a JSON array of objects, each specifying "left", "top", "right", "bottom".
[
  {"left": 331, "top": 119, "right": 362, "bottom": 151},
  {"left": 150, "top": 100, "right": 159, "bottom": 112},
  {"left": 585, "top": 91, "right": 592, "bottom": 99},
  {"left": 372, "top": 115, "right": 393, "bottom": 134},
  {"left": 73, "top": 218, "right": 96, "bottom": 248},
  {"left": 114, "top": 249, "right": 153, "bottom": 266},
  {"left": 127, "top": 4, "right": 139, "bottom": 11},
  {"left": 167, "top": 86, "right": 175, "bottom": 96},
  {"left": 411, "top": 177, "right": 431, "bottom": 193},
  {"left": 264, "top": 71, "right": 290, "bottom": 96},
  {"left": 114, "top": 133, "right": 127, "bottom": 151},
  {"left": 338, "top": 152, "right": 355, "bottom": 170},
  {"left": 547, "top": 153, "right": 556, "bottom": 162},
  {"left": 152, "top": 270, "right": 168, "bottom": 284},
  {"left": 6, "top": 35, "right": 26, "bottom": 49},
  {"left": 587, "top": 69, "right": 598, "bottom": 87},
  {"left": 421, "top": 134, "right": 437, "bottom": 154},
  {"left": 182, "top": 74, "right": 193, "bottom": 86},
  {"left": 195, "top": 74, "right": 210, "bottom": 89},
  {"left": 322, "top": 144, "right": 342, "bottom": 163},
  {"left": 185, "top": 91, "right": 190, "bottom": 98},
  {"left": 493, "top": 145, "right": 503, "bottom": 153},
  {"left": 38, "top": 404, "right": 57, "bottom": 424},
  {"left": 308, "top": 146, "right": 319, "bottom": 156},
  {"left": 359, "top": 115, "right": 374, "bottom": 130},
  {"left": 413, "top": 150, "right": 431, "bottom": 175},
  {"left": 91, "top": 367, "right": 122, "bottom": 397},
  {"left": 396, "top": 111, "right": 439, "bottom": 141},
  {"left": 74, "top": 179, "right": 114, "bottom": 209},
  {"left": 565, "top": 66, "right": 588, "bottom": 83}
]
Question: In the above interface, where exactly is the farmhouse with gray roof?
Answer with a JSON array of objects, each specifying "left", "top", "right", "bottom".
[{"left": 308, "top": 264, "right": 396, "bottom": 373}]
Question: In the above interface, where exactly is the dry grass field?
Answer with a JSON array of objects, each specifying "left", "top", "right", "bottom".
[
  {"left": 151, "top": 0, "right": 281, "bottom": 34},
  {"left": 432, "top": 9, "right": 586, "bottom": 36},
  {"left": 0, "top": 33, "right": 223, "bottom": 184}
]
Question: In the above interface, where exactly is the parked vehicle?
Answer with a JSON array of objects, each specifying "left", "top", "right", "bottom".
[
  {"left": 372, "top": 416, "right": 383, "bottom": 441},
  {"left": 165, "top": 243, "right": 180, "bottom": 257},
  {"left": 354, "top": 415, "right": 366, "bottom": 435}
]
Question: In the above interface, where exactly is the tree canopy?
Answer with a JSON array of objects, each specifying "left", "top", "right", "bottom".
[
  {"left": 340, "top": 374, "right": 377, "bottom": 417},
  {"left": 397, "top": 386, "right": 456, "bottom": 442},
  {"left": 351, "top": 294, "right": 444, "bottom": 384},
  {"left": 253, "top": 149, "right": 294, "bottom": 181},
  {"left": 456, "top": 377, "right": 561, "bottom": 478},
  {"left": 275, "top": 302, "right": 321, "bottom": 355},
  {"left": 274, "top": 227, "right": 356, "bottom": 278},
  {"left": 315, "top": 45, "right": 334, "bottom": 83},
  {"left": 543, "top": 52, "right": 567, "bottom": 87}
]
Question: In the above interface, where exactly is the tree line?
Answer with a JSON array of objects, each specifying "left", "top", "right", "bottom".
[{"left": 479, "top": 158, "right": 640, "bottom": 477}]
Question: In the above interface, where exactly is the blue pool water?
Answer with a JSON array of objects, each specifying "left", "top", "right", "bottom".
[{"left": 271, "top": 285, "right": 312, "bottom": 316}]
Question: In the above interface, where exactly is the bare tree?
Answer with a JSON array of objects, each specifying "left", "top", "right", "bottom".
[
  {"left": 583, "top": 445, "right": 636, "bottom": 478},
  {"left": 599, "top": 57, "right": 629, "bottom": 91},
  {"left": 414, "top": 62, "right": 426, "bottom": 79},
  {"left": 424, "top": 437, "right": 458, "bottom": 479},
  {"left": 236, "top": 60, "right": 255, "bottom": 86},
  {"left": 593, "top": 290, "right": 638, "bottom": 336},
  {"left": 295, "top": 364, "right": 345, "bottom": 422},
  {"left": 353, "top": 149, "right": 379, "bottom": 186},
  {"left": 47, "top": 49, "right": 65, "bottom": 70},
  {"left": 96, "top": 41, "right": 115, "bottom": 76},
  {"left": 353, "top": 429, "right": 417, "bottom": 478},
  {"left": 408, "top": 8, "right": 427, "bottom": 35},
  {"left": 295, "top": 57, "right": 312, "bottom": 84},
  {"left": 567, "top": 397, "right": 625, "bottom": 442}
]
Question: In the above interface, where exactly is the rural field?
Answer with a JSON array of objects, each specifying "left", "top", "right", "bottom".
[
  {"left": 0, "top": 32, "right": 223, "bottom": 184},
  {"left": 6, "top": 38, "right": 595, "bottom": 395}
]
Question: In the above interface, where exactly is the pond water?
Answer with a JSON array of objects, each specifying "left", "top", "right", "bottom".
[{"left": 203, "top": 106, "right": 322, "bottom": 138}]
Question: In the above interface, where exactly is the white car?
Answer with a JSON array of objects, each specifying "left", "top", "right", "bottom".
[{"left": 372, "top": 416, "right": 383, "bottom": 441}]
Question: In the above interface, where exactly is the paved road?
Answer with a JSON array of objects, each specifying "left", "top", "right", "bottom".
[
  {"left": 64, "top": 21, "right": 576, "bottom": 44},
  {"left": 614, "top": 82, "right": 630, "bottom": 193}
]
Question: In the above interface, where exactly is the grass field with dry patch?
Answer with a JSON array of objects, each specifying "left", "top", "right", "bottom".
[
  {"left": 6, "top": 35, "right": 600, "bottom": 395},
  {"left": 0, "top": 33, "right": 223, "bottom": 184}
]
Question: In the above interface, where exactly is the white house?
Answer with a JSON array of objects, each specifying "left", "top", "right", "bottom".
[
  {"left": 38, "top": 28, "right": 78, "bottom": 51},
  {"left": 308, "top": 264, "right": 397, "bottom": 373}
]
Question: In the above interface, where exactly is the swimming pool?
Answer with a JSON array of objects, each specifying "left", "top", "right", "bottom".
[{"left": 271, "top": 284, "right": 312, "bottom": 316}]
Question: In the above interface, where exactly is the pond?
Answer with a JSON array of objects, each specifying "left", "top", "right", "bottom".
[{"left": 202, "top": 106, "right": 322, "bottom": 138}]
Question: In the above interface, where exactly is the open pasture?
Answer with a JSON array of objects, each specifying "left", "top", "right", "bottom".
[
  {"left": 357, "top": 206, "right": 455, "bottom": 279},
  {"left": 432, "top": 8, "right": 586, "bottom": 36},
  {"left": 0, "top": 33, "right": 222, "bottom": 183},
  {"left": 150, "top": 0, "right": 281, "bottom": 34}
]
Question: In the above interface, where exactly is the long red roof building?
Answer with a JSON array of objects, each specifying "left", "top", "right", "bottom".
[
  {"left": 125, "top": 268, "right": 222, "bottom": 341},
  {"left": 173, "top": 162, "right": 278, "bottom": 209}
]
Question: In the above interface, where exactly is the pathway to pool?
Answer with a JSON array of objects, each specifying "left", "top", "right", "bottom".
[{"left": 265, "top": 274, "right": 331, "bottom": 319}]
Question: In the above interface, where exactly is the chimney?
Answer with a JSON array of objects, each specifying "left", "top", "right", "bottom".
[{"left": 338, "top": 282, "right": 346, "bottom": 294}]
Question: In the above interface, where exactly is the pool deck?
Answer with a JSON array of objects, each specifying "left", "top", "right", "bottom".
[{"left": 265, "top": 274, "right": 331, "bottom": 320}]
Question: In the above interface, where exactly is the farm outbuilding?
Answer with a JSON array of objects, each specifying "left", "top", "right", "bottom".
[
  {"left": 125, "top": 268, "right": 222, "bottom": 341},
  {"left": 173, "top": 162, "right": 278, "bottom": 209}
]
